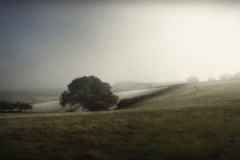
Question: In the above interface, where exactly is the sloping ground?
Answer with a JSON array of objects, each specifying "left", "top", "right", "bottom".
[{"left": 127, "top": 80, "right": 240, "bottom": 111}]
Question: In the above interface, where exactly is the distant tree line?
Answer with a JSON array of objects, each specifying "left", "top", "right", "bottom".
[
  {"left": 117, "top": 84, "right": 183, "bottom": 109},
  {"left": 218, "top": 72, "right": 240, "bottom": 81},
  {"left": 187, "top": 72, "right": 240, "bottom": 83},
  {"left": 208, "top": 72, "right": 240, "bottom": 82},
  {"left": 0, "top": 101, "right": 32, "bottom": 113}
]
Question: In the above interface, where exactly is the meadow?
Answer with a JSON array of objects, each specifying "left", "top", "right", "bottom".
[{"left": 1, "top": 80, "right": 240, "bottom": 160}]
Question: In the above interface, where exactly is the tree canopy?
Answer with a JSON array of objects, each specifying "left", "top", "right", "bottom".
[{"left": 59, "top": 76, "right": 118, "bottom": 111}]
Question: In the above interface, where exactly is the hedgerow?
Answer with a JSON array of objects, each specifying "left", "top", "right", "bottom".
[{"left": 117, "top": 84, "right": 183, "bottom": 109}]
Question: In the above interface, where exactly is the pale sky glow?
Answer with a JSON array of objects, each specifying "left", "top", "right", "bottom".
[{"left": 1, "top": 1, "right": 240, "bottom": 90}]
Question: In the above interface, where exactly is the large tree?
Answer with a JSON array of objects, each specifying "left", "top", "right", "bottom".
[{"left": 59, "top": 76, "right": 118, "bottom": 111}]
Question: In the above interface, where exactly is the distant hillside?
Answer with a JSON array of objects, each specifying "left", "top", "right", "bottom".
[
  {"left": 0, "top": 88, "right": 64, "bottom": 104},
  {"left": 0, "top": 92, "right": 56, "bottom": 104}
]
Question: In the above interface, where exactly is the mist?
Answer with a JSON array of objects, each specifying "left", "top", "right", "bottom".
[{"left": 1, "top": 0, "right": 240, "bottom": 91}]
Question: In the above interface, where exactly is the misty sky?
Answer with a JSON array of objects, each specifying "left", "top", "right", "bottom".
[{"left": 1, "top": 0, "right": 240, "bottom": 90}]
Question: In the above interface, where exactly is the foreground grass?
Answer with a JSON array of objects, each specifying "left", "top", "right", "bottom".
[
  {"left": 1, "top": 108, "right": 240, "bottom": 160},
  {"left": 1, "top": 81, "right": 240, "bottom": 160}
]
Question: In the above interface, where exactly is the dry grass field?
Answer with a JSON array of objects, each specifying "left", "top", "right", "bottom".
[{"left": 1, "top": 80, "right": 240, "bottom": 160}]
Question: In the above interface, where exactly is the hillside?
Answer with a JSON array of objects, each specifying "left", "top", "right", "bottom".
[
  {"left": 126, "top": 80, "right": 240, "bottom": 110},
  {"left": 1, "top": 80, "right": 240, "bottom": 160}
]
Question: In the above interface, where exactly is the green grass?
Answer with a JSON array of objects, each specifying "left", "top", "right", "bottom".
[{"left": 1, "top": 80, "right": 240, "bottom": 160}]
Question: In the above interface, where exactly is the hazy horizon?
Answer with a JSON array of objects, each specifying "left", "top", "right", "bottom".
[{"left": 1, "top": 0, "right": 240, "bottom": 91}]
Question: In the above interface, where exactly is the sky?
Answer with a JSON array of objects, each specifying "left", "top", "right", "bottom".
[{"left": 1, "top": 0, "right": 240, "bottom": 90}]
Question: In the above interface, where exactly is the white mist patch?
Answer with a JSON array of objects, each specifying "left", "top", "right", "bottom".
[
  {"left": 31, "top": 101, "right": 62, "bottom": 112},
  {"left": 114, "top": 87, "right": 166, "bottom": 100}
]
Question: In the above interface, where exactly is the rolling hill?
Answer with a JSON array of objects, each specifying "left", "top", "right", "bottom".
[
  {"left": 1, "top": 80, "right": 240, "bottom": 160},
  {"left": 124, "top": 80, "right": 240, "bottom": 110}
]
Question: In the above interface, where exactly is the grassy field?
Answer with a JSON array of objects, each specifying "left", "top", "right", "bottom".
[{"left": 1, "top": 81, "right": 240, "bottom": 160}]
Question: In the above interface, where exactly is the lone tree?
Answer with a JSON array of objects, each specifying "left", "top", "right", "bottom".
[{"left": 59, "top": 76, "right": 118, "bottom": 111}]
